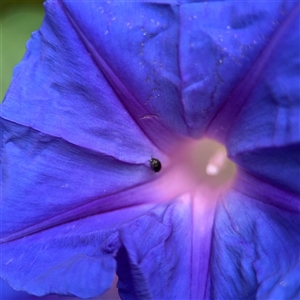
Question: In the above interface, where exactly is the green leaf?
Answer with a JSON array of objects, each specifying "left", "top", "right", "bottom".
[{"left": 1, "top": 4, "right": 44, "bottom": 101}]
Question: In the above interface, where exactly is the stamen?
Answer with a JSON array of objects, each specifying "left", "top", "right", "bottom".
[
  {"left": 167, "top": 138, "right": 237, "bottom": 189},
  {"left": 206, "top": 147, "right": 227, "bottom": 176}
]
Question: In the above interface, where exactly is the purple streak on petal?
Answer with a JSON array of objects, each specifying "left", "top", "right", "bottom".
[
  {"left": 1, "top": 203, "right": 155, "bottom": 299},
  {"left": 207, "top": 2, "right": 300, "bottom": 141},
  {"left": 116, "top": 200, "right": 191, "bottom": 300},
  {"left": 178, "top": 1, "right": 287, "bottom": 138},
  {"left": 1, "top": 216, "right": 115, "bottom": 298},
  {"left": 59, "top": 1, "right": 183, "bottom": 153},
  {"left": 235, "top": 170, "right": 300, "bottom": 213},
  {"left": 55, "top": 1, "right": 189, "bottom": 152},
  {"left": 224, "top": 2, "right": 300, "bottom": 194},
  {"left": 2, "top": 0, "right": 162, "bottom": 162},
  {"left": 189, "top": 190, "right": 216, "bottom": 300},
  {"left": 116, "top": 189, "right": 218, "bottom": 300},
  {"left": 233, "top": 144, "right": 300, "bottom": 195},
  {"left": 210, "top": 179, "right": 300, "bottom": 299},
  {"left": 1, "top": 119, "right": 163, "bottom": 242}
]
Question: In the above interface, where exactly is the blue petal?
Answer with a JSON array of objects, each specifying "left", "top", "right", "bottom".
[
  {"left": 210, "top": 172, "right": 300, "bottom": 299},
  {"left": 0, "top": 1, "right": 181, "bottom": 297},
  {"left": 179, "top": 1, "right": 297, "bottom": 138},
  {"left": 206, "top": 2, "right": 299, "bottom": 140},
  {"left": 57, "top": 1, "right": 187, "bottom": 145},
  {"left": 0, "top": 278, "right": 91, "bottom": 300},
  {"left": 61, "top": 1, "right": 298, "bottom": 141},
  {"left": 115, "top": 190, "right": 219, "bottom": 300},
  {"left": 1, "top": 201, "right": 158, "bottom": 298},
  {"left": 1, "top": 117, "right": 161, "bottom": 297},
  {"left": 1, "top": 0, "right": 299, "bottom": 299},
  {"left": 2, "top": 1, "right": 177, "bottom": 154},
  {"left": 2, "top": 0, "right": 186, "bottom": 153},
  {"left": 1, "top": 119, "right": 161, "bottom": 240},
  {"left": 207, "top": 3, "right": 300, "bottom": 193},
  {"left": 116, "top": 201, "right": 192, "bottom": 300}
]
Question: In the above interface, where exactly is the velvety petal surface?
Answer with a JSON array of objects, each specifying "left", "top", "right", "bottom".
[
  {"left": 207, "top": 2, "right": 300, "bottom": 194},
  {"left": 1, "top": 118, "right": 164, "bottom": 240},
  {"left": 205, "top": 4, "right": 300, "bottom": 297},
  {"left": 1, "top": 202, "right": 159, "bottom": 298},
  {"left": 1, "top": 0, "right": 185, "bottom": 240},
  {"left": 114, "top": 184, "right": 222, "bottom": 300},
  {"left": 3, "top": 0, "right": 297, "bottom": 238},
  {"left": 59, "top": 1, "right": 297, "bottom": 140},
  {"left": 1, "top": 0, "right": 299, "bottom": 299},
  {"left": 113, "top": 172, "right": 300, "bottom": 300},
  {"left": 1, "top": 1, "right": 178, "bottom": 297},
  {"left": 179, "top": 1, "right": 294, "bottom": 137},
  {"left": 1, "top": 278, "right": 68, "bottom": 300},
  {"left": 2, "top": 0, "right": 185, "bottom": 153},
  {"left": 1, "top": 116, "right": 168, "bottom": 296},
  {"left": 210, "top": 171, "right": 300, "bottom": 299}
]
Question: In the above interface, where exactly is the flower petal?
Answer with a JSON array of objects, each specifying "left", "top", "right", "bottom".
[
  {"left": 207, "top": 2, "right": 299, "bottom": 140},
  {"left": 180, "top": 1, "right": 296, "bottom": 137},
  {"left": 116, "top": 200, "right": 192, "bottom": 300},
  {"left": 61, "top": 0, "right": 298, "bottom": 142},
  {"left": 2, "top": 1, "right": 299, "bottom": 299},
  {"left": 58, "top": 1, "right": 187, "bottom": 146},
  {"left": 2, "top": 0, "right": 172, "bottom": 156},
  {"left": 214, "top": 3, "right": 300, "bottom": 194},
  {"left": 1, "top": 203, "right": 157, "bottom": 298},
  {"left": 0, "top": 1, "right": 181, "bottom": 297},
  {"left": 210, "top": 173, "right": 300, "bottom": 299},
  {"left": 116, "top": 188, "right": 218, "bottom": 300},
  {"left": 1, "top": 118, "right": 161, "bottom": 241}
]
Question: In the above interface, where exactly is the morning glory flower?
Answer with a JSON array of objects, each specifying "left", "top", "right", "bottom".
[{"left": 1, "top": 1, "right": 299, "bottom": 300}]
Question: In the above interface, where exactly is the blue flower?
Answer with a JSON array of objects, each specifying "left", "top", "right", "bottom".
[{"left": 1, "top": 1, "right": 299, "bottom": 299}]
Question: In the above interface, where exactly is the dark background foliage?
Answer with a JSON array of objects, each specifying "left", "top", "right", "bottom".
[{"left": 1, "top": 0, "right": 44, "bottom": 100}]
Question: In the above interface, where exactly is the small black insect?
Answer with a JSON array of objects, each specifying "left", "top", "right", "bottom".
[{"left": 150, "top": 158, "right": 162, "bottom": 173}]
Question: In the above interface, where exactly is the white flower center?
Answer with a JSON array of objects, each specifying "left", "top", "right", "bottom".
[
  {"left": 173, "top": 138, "right": 236, "bottom": 188},
  {"left": 153, "top": 138, "right": 236, "bottom": 204}
]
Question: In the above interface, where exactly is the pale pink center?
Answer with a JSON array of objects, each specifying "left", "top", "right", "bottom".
[{"left": 155, "top": 138, "right": 237, "bottom": 203}]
